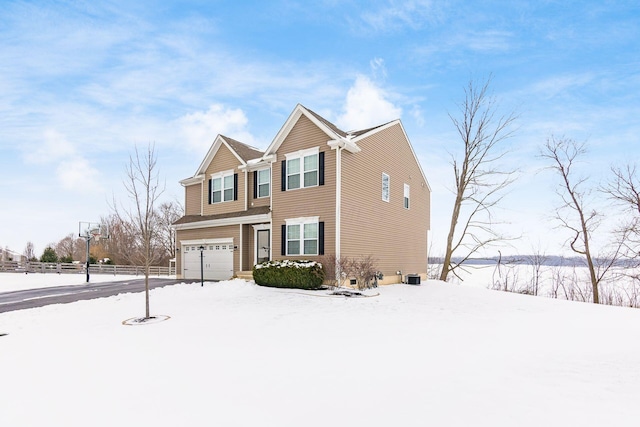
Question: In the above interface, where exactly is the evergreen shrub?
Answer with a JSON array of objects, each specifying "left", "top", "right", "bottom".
[{"left": 253, "top": 260, "right": 325, "bottom": 290}]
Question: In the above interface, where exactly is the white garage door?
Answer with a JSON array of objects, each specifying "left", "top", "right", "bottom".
[{"left": 182, "top": 241, "right": 234, "bottom": 281}]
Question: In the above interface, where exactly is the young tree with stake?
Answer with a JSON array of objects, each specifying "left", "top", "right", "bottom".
[{"left": 114, "top": 143, "right": 164, "bottom": 320}]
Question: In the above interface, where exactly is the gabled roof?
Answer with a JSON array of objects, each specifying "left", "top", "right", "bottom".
[
  {"left": 223, "top": 136, "right": 264, "bottom": 162},
  {"left": 351, "top": 119, "right": 432, "bottom": 192},
  {"left": 304, "top": 107, "right": 348, "bottom": 138},
  {"left": 189, "top": 135, "right": 264, "bottom": 180},
  {"left": 181, "top": 104, "right": 430, "bottom": 191},
  {"left": 264, "top": 104, "right": 354, "bottom": 155}
]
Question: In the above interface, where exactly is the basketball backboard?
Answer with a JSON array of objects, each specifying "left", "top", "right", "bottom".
[{"left": 78, "top": 221, "right": 102, "bottom": 240}]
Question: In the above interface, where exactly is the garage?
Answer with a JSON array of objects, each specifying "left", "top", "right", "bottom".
[{"left": 182, "top": 240, "right": 234, "bottom": 281}]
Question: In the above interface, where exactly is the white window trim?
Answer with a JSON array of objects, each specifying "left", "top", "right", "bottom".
[
  {"left": 382, "top": 173, "right": 390, "bottom": 202},
  {"left": 211, "top": 170, "right": 235, "bottom": 203},
  {"left": 285, "top": 147, "right": 320, "bottom": 190},
  {"left": 285, "top": 217, "right": 319, "bottom": 256},
  {"left": 284, "top": 147, "right": 319, "bottom": 160},
  {"left": 404, "top": 183, "right": 410, "bottom": 209},
  {"left": 257, "top": 168, "right": 270, "bottom": 198}
]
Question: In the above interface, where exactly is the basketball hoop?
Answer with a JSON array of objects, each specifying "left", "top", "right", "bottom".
[
  {"left": 78, "top": 221, "right": 104, "bottom": 284},
  {"left": 90, "top": 228, "right": 102, "bottom": 242}
]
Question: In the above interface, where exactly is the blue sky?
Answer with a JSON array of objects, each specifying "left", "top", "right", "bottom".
[{"left": 1, "top": 0, "right": 639, "bottom": 258}]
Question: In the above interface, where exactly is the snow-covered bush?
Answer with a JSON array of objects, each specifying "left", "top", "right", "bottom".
[{"left": 253, "top": 260, "right": 325, "bottom": 289}]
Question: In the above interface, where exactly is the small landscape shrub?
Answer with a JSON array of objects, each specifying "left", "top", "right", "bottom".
[{"left": 253, "top": 260, "right": 325, "bottom": 290}]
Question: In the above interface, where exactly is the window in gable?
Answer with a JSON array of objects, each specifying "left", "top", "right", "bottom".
[
  {"left": 285, "top": 149, "right": 321, "bottom": 190},
  {"left": 210, "top": 171, "right": 237, "bottom": 203},
  {"left": 287, "top": 158, "right": 301, "bottom": 190},
  {"left": 257, "top": 168, "right": 270, "bottom": 198},
  {"left": 404, "top": 183, "right": 410, "bottom": 209},
  {"left": 303, "top": 154, "right": 318, "bottom": 187},
  {"left": 382, "top": 173, "right": 390, "bottom": 202}
]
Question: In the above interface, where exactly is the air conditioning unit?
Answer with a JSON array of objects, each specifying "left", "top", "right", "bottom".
[{"left": 406, "top": 274, "right": 421, "bottom": 285}]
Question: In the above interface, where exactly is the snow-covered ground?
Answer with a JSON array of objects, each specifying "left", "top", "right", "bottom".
[
  {"left": 2, "top": 274, "right": 640, "bottom": 426},
  {"left": 0, "top": 272, "right": 174, "bottom": 292}
]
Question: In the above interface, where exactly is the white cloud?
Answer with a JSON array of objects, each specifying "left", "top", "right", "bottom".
[
  {"left": 337, "top": 75, "right": 402, "bottom": 130},
  {"left": 178, "top": 104, "right": 258, "bottom": 153},
  {"left": 358, "top": 0, "right": 442, "bottom": 32},
  {"left": 24, "top": 129, "right": 76, "bottom": 164},
  {"left": 411, "top": 104, "right": 425, "bottom": 127},
  {"left": 23, "top": 129, "right": 101, "bottom": 192},
  {"left": 369, "top": 57, "right": 387, "bottom": 80},
  {"left": 56, "top": 158, "right": 101, "bottom": 192}
]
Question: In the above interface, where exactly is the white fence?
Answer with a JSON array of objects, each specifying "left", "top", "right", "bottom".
[{"left": 0, "top": 261, "right": 174, "bottom": 276}]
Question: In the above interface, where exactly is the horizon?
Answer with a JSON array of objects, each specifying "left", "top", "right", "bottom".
[{"left": 1, "top": 1, "right": 638, "bottom": 258}]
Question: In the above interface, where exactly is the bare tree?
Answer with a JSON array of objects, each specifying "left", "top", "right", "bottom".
[
  {"left": 602, "top": 163, "right": 640, "bottom": 281},
  {"left": 602, "top": 164, "right": 640, "bottom": 251},
  {"left": 99, "top": 214, "right": 137, "bottom": 265},
  {"left": 23, "top": 241, "right": 36, "bottom": 262},
  {"left": 526, "top": 244, "right": 549, "bottom": 296},
  {"left": 541, "top": 136, "right": 624, "bottom": 304},
  {"left": 55, "top": 234, "right": 77, "bottom": 262},
  {"left": 603, "top": 164, "right": 640, "bottom": 215},
  {"left": 113, "top": 143, "right": 164, "bottom": 320},
  {"left": 155, "top": 201, "right": 183, "bottom": 264},
  {"left": 440, "top": 76, "right": 517, "bottom": 281}
]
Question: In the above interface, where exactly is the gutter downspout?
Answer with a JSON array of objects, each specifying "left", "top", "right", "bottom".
[
  {"left": 244, "top": 169, "right": 248, "bottom": 211},
  {"left": 336, "top": 145, "right": 343, "bottom": 263}
]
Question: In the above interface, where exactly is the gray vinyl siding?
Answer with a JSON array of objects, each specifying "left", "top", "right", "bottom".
[
  {"left": 341, "top": 123, "right": 430, "bottom": 279},
  {"left": 271, "top": 114, "right": 335, "bottom": 261}
]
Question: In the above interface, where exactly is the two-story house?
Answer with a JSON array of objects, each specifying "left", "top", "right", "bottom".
[{"left": 173, "top": 104, "right": 431, "bottom": 284}]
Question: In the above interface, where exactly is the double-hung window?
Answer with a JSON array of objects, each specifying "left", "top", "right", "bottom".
[
  {"left": 257, "top": 168, "right": 270, "bottom": 198},
  {"left": 285, "top": 148, "right": 319, "bottom": 190},
  {"left": 284, "top": 217, "right": 322, "bottom": 256},
  {"left": 210, "top": 170, "right": 236, "bottom": 203}
]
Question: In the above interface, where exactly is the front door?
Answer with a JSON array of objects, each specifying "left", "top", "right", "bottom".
[{"left": 257, "top": 229, "right": 270, "bottom": 264}]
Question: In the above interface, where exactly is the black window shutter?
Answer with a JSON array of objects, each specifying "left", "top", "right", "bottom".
[
  {"left": 233, "top": 173, "right": 238, "bottom": 201},
  {"left": 208, "top": 179, "right": 212, "bottom": 204},
  {"left": 253, "top": 171, "right": 258, "bottom": 198},
  {"left": 281, "top": 160, "right": 286, "bottom": 191},
  {"left": 318, "top": 221, "right": 325, "bottom": 255},
  {"left": 281, "top": 224, "right": 287, "bottom": 256},
  {"left": 319, "top": 152, "right": 325, "bottom": 186}
]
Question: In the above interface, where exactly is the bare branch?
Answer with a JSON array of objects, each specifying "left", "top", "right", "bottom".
[{"left": 440, "top": 76, "right": 518, "bottom": 281}]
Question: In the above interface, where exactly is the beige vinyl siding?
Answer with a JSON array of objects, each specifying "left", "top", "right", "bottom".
[
  {"left": 271, "top": 114, "right": 335, "bottom": 261},
  {"left": 248, "top": 169, "right": 271, "bottom": 208},
  {"left": 241, "top": 224, "right": 252, "bottom": 270},
  {"left": 202, "top": 144, "right": 245, "bottom": 216},
  {"left": 175, "top": 225, "right": 240, "bottom": 278},
  {"left": 341, "top": 123, "right": 430, "bottom": 279},
  {"left": 185, "top": 183, "right": 201, "bottom": 215}
]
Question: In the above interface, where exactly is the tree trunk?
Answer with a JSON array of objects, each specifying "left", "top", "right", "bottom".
[{"left": 440, "top": 191, "right": 462, "bottom": 281}]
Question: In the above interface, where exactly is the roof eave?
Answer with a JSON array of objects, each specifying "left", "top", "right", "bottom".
[{"left": 179, "top": 175, "right": 205, "bottom": 186}]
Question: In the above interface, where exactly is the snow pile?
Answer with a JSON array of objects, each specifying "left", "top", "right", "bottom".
[{"left": 2, "top": 277, "right": 640, "bottom": 426}]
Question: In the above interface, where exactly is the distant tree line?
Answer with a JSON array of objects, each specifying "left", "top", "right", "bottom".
[{"left": 18, "top": 200, "right": 183, "bottom": 267}]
